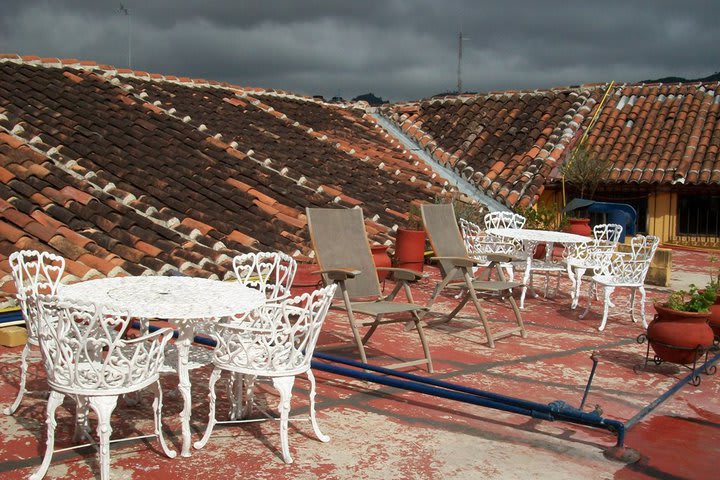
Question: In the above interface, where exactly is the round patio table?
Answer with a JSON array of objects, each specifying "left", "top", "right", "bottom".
[
  {"left": 487, "top": 228, "right": 591, "bottom": 309},
  {"left": 59, "top": 276, "right": 266, "bottom": 457}
]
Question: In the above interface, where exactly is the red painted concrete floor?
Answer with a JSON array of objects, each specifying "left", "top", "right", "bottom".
[{"left": 1, "top": 248, "right": 718, "bottom": 479}]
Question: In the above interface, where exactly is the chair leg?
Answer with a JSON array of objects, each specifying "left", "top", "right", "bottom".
[
  {"left": 73, "top": 395, "right": 89, "bottom": 443},
  {"left": 4, "top": 343, "right": 32, "bottom": 415},
  {"left": 494, "top": 263, "right": 526, "bottom": 338},
  {"left": 306, "top": 370, "right": 329, "bottom": 442},
  {"left": 150, "top": 381, "right": 176, "bottom": 458},
  {"left": 639, "top": 286, "right": 648, "bottom": 328},
  {"left": 242, "top": 374, "right": 256, "bottom": 419},
  {"left": 463, "top": 271, "right": 495, "bottom": 348},
  {"left": 412, "top": 311, "right": 434, "bottom": 373},
  {"left": 567, "top": 264, "right": 577, "bottom": 302},
  {"left": 30, "top": 391, "right": 64, "bottom": 480},
  {"left": 599, "top": 286, "right": 611, "bottom": 331},
  {"left": 630, "top": 288, "right": 637, "bottom": 323},
  {"left": 579, "top": 281, "right": 594, "bottom": 320},
  {"left": 88, "top": 395, "right": 119, "bottom": 480},
  {"left": 271, "top": 376, "right": 295, "bottom": 464},
  {"left": 520, "top": 261, "right": 532, "bottom": 310},
  {"left": 341, "top": 287, "right": 369, "bottom": 365},
  {"left": 194, "top": 368, "right": 222, "bottom": 450},
  {"left": 571, "top": 268, "right": 586, "bottom": 309}
]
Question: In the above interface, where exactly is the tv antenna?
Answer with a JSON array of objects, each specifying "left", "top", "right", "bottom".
[
  {"left": 457, "top": 30, "right": 469, "bottom": 94},
  {"left": 118, "top": 4, "right": 132, "bottom": 69}
]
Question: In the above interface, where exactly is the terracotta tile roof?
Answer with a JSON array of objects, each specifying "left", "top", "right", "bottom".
[
  {"left": 0, "top": 55, "right": 453, "bottom": 305},
  {"left": 382, "top": 82, "right": 720, "bottom": 207},
  {"left": 381, "top": 87, "right": 605, "bottom": 207},
  {"left": 575, "top": 82, "right": 720, "bottom": 185}
]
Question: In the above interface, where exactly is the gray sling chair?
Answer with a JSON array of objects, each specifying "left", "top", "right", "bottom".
[
  {"left": 306, "top": 207, "right": 433, "bottom": 372},
  {"left": 420, "top": 203, "right": 527, "bottom": 347}
]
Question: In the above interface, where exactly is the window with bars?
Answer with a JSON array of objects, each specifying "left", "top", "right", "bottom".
[{"left": 677, "top": 195, "right": 720, "bottom": 236}]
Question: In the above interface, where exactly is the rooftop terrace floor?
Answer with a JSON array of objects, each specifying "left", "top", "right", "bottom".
[{"left": 0, "top": 248, "right": 718, "bottom": 479}]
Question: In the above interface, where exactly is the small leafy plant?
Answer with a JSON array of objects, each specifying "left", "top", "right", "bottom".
[
  {"left": 513, "top": 203, "right": 568, "bottom": 231},
  {"left": 405, "top": 204, "right": 423, "bottom": 230},
  {"left": 708, "top": 254, "right": 720, "bottom": 292},
  {"left": 665, "top": 284, "right": 717, "bottom": 312}
]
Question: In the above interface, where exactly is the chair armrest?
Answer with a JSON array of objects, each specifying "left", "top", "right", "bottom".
[
  {"left": 485, "top": 253, "right": 515, "bottom": 263},
  {"left": 315, "top": 268, "right": 362, "bottom": 281},
  {"left": 430, "top": 256, "right": 478, "bottom": 268},
  {"left": 377, "top": 267, "right": 424, "bottom": 282}
]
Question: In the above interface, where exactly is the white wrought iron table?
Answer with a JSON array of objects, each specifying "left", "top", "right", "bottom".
[
  {"left": 58, "top": 276, "right": 266, "bottom": 457},
  {"left": 487, "top": 228, "right": 591, "bottom": 308}
]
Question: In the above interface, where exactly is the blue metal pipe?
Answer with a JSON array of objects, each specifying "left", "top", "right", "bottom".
[
  {"left": 625, "top": 351, "right": 720, "bottom": 430},
  {"left": 312, "top": 352, "right": 625, "bottom": 446}
]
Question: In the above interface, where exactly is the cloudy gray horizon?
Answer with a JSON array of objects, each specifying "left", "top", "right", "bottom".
[{"left": 1, "top": 0, "right": 718, "bottom": 102}]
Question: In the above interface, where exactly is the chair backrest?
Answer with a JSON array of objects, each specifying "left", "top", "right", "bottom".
[
  {"left": 593, "top": 224, "right": 623, "bottom": 245},
  {"left": 213, "top": 284, "right": 336, "bottom": 375},
  {"left": 34, "top": 295, "right": 170, "bottom": 393},
  {"left": 421, "top": 203, "right": 468, "bottom": 278},
  {"left": 9, "top": 250, "right": 65, "bottom": 340},
  {"left": 601, "top": 235, "right": 660, "bottom": 284},
  {"left": 484, "top": 211, "right": 526, "bottom": 230},
  {"left": 233, "top": 251, "right": 297, "bottom": 301},
  {"left": 306, "top": 207, "right": 380, "bottom": 299},
  {"left": 459, "top": 218, "right": 484, "bottom": 258}
]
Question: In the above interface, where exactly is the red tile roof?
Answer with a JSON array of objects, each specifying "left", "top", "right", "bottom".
[
  {"left": 0, "top": 55, "right": 454, "bottom": 305},
  {"left": 382, "top": 82, "right": 720, "bottom": 207}
]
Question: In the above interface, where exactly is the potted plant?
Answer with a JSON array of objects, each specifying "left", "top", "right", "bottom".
[
  {"left": 560, "top": 144, "right": 611, "bottom": 236},
  {"left": 395, "top": 203, "right": 426, "bottom": 272},
  {"left": 649, "top": 284, "right": 716, "bottom": 364}
]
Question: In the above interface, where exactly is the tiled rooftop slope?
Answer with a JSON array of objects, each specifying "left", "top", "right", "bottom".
[
  {"left": 381, "top": 82, "right": 720, "bottom": 207},
  {"left": 0, "top": 55, "right": 450, "bottom": 304}
]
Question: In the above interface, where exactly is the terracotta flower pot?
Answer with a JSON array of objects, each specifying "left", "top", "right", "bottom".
[
  {"left": 370, "top": 244, "right": 392, "bottom": 282},
  {"left": 709, "top": 293, "right": 720, "bottom": 338},
  {"left": 566, "top": 217, "right": 592, "bottom": 237},
  {"left": 647, "top": 304, "right": 714, "bottom": 364},
  {"left": 291, "top": 263, "right": 323, "bottom": 297},
  {"left": 395, "top": 228, "right": 425, "bottom": 272}
]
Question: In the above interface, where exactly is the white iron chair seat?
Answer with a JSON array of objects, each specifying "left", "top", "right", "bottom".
[
  {"left": 512, "top": 258, "right": 566, "bottom": 271},
  {"left": 590, "top": 275, "right": 641, "bottom": 287},
  {"left": 160, "top": 343, "right": 214, "bottom": 373}
]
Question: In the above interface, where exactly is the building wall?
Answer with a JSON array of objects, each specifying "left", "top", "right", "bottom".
[{"left": 647, "top": 191, "right": 676, "bottom": 244}]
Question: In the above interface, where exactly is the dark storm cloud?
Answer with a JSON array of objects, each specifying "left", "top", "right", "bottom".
[{"left": 1, "top": 0, "right": 718, "bottom": 101}]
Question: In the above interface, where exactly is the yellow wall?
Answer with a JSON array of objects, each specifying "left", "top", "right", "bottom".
[{"left": 647, "top": 191, "right": 676, "bottom": 243}]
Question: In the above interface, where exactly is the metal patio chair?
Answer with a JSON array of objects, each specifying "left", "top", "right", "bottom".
[
  {"left": 566, "top": 224, "right": 623, "bottom": 309},
  {"left": 233, "top": 251, "right": 297, "bottom": 302},
  {"left": 194, "top": 285, "right": 336, "bottom": 464},
  {"left": 306, "top": 207, "right": 433, "bottom": 372},
  {"left": 30, "top": 295, "right": 176, "bottom": 480},
  {"left": 228, "top": 251, "right": 298, "bottom": 419},
  {"left": 4, "top": 250, "right": 65, "bottom": 416},
  {"left": 421, "top": 203, "right": 527, "bottom": 348},
  {"left": 459, "top": 218, "right": 519, "bottom": 281},
  {"left": 580, "top": 235, "right": 660, "bottom": 331}
]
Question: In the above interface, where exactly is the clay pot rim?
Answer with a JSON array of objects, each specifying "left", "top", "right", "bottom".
[{"left": 653, "top": 302, "right": 712, "bottom": 319}]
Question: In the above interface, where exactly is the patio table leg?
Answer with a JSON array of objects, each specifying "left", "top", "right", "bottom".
[{"left": 175, "top": 322, "right": 194, "bottom": 457}]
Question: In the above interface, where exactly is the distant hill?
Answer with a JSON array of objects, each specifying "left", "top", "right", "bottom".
[
  {"left": 642, "top": 71, "right": 720, "bottom": 83},
  {"left": 352, "top": 93, "right": 388, "bottom": 106}
]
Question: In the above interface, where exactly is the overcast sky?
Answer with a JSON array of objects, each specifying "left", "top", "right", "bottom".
[{"left": 1, "top": 1, "right": 719, "bottom": 102}]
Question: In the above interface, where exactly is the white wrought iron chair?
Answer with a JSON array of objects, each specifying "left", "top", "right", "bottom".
[
  {"left": 566, "top": 224, "right": 623, "bottom": 309},
  {"left": 31, "top": 295, "right": 176, "bottom": 480},
  {"left": 194, "top": 284, "right": 336, "bottom": 464},
  {"left": 233, "top": 251, "right": 298, "bottom": 302},
  {"left": 4, "top": 250, "right": 65, "bottom": 416},
  {"left": 580, "top": 235, "right": 660, "bottom": 331},
  {"left": 228, "top": 251, "right": 298, "bottom": 418},
  {"left": 459, "top": 217, "right": 519, "bottom": 281}
]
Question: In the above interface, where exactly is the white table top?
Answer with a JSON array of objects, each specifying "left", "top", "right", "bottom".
[
  {"left": 487, "top": 228, "right": 591, "bottom": 244},
  {"left": 59, "top": 276, "right": 266, "bottom": 320}
]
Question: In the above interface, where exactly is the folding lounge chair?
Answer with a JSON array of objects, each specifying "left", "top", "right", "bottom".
[
  {"left": 421, "top": 203, "right": 527, "bottom": 347},
  {"left": 306, "top": 207, "right": 433, "bottom": 372}
]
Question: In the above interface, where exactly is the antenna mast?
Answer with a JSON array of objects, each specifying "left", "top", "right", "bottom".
[
  {"left": 457, "top": 31, "right": 469, "bottom": 94},
  {"left": 119, "top": 4, "right": 132, "bottom": 69}
]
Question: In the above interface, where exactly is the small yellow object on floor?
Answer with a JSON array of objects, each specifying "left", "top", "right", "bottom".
[{"left": 0, "top": 326, "right": 27, "bottom": 347}]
